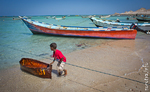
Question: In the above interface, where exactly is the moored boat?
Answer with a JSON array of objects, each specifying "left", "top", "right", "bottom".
[
  {"left": 19, "top": 58, "right": 52, "bottom": 78},
  {"left": 20, "top": 16, "right": 137, "bottom": 39},
  {"left": 90, "top": 17, "right": 150, "bottom": 27},
  {"left": 136, "top": 17, "right": 150, "bottom": 22},
  {"left": 99, "top": 15, "right": 111, "bottom": 18}
]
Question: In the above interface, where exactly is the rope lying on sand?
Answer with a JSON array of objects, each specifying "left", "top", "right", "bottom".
[{"left": 66, "top": 63, "right": 150, "bottom": 85}]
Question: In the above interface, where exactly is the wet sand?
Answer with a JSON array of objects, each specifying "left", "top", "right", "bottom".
[{"left": 0, "top": 32, "right": 150, "bottom": 92}]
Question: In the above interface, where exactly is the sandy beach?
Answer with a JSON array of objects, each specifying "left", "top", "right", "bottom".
[{"left": 0, "top": 32, "right": 150, "bottom": 92}]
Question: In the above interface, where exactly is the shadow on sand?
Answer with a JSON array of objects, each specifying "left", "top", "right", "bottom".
[{"left": 52, "top": 69, "right": 58, "bottom": 75}]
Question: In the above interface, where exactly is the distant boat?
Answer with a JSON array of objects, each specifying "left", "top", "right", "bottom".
[
  {"left": 46, "top": 16, "right": 51, "bottom": 19},
  {"left": 52, "top": 16, "right": 66, "bottom": 20},
  {"left": 90, "top": 17, "right": 150, "bottom": 27},
  {"left": 20, "top": 16, "right": 137, "bottom": 39},
  {"left": 13, "top": 17, "right": 21, "bottom": 20},
  {"left": 136, "top": 17, "right": 150, "bottom": 22},
  {"left": 51, "top": 16, "right": 56, "bottom": 19},
  {"left": 99, "top": 15, "right": 111, "bottom": 18},
  {"left": 81, "top": 15, "right": 92, "bottom": 18},
  {"left": 55, "top": 17, "right": 66, "bottom": 20},
  {"left": 19, "top": 58, "right": 52, "bottom": 78}
]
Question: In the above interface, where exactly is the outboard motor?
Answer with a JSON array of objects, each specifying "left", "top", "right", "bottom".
[{"left": 130, "top": 23, "right": 137, "bottom": 29}]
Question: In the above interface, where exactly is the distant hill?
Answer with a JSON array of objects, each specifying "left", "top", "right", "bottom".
[
  {"left": 114, "top": 8, "right": 150, "bottom": 15},
  {"left": 135, "top": 8, "right": 147, "bottom": 12}
]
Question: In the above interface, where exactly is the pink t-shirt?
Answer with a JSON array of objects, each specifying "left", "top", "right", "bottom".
[{"left": 53, "top": 49, "right": 66, "bottom": 62}]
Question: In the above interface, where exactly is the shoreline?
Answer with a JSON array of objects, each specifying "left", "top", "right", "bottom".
[{"left": 0, "top": 32, "right": 150, "bottom": 92}]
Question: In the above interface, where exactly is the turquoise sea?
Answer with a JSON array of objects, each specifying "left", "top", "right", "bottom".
[{"left": 0, "top": 15, "right": 138, "bottom": 70}]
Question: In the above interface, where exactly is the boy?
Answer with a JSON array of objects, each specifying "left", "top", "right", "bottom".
[{"left": 49, "top": 43, "right": 67, "bottom": 76}]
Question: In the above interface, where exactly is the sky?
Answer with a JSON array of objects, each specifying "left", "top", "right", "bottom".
[{"left": 0, "top": 0, "right": 150, "bottom": 16}]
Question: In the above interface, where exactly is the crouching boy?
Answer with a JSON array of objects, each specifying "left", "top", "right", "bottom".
[{"left": 49, "top": 43, "right": 67, "bottom": 76}]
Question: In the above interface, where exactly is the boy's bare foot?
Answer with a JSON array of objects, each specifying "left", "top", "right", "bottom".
[
  {"left": 58, "top": 72, "right": 61, "bottom": 76},
  {"left": 64, "top": 70, "right": 67, "bottom": 77}
]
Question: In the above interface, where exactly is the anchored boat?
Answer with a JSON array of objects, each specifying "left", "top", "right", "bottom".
[
  {"left": 20, "top": 16, "right": 137, "bottom": 39},
  {"left": 90, "top": 17, "right": 150, "bottom": 27},
  {"left": 136, "top": 17, "right": 150, "bottom": 22},
  {"left": 99, "top": 15, "right": 111, "bottom": 18}
]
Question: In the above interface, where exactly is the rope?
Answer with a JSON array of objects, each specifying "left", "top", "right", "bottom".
[
  {"left": 0, "top": 44, "right": 51, "bottom": 60},
  {"left": 66, "top": 62, "right": 150, "bottom": 85},
  {"left": 72, "top": 18, "right": 90, "bottom": 25}
]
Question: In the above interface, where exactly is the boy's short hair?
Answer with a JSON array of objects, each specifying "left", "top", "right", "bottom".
[{"left": 50, "top": 43, "right": 57, "bottom": 49}]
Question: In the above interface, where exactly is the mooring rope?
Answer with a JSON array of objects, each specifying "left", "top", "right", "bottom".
[
  {"left": 72, "top": 18, "right": 90, "bottom": 25},
  {"left": 0, "top": 44, "right": 51, "bottom": 60},
  {"left": 66, "top": 62, "right": 150, "bottom": 85}
]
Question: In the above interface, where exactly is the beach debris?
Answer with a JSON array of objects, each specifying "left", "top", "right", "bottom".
[
  {"left": 76, "top": 44, "right": 82, "bottom": 47},
  {"left": 129, "top": 89, "right": 133, "bottom": 91},
  {"left": 38, "top": 53, "right": 49, "bottom": 57},
  {"left": 75, "top": 43, "right": 88, "bottom": 48},
  {"left": 104, "top": 84, "right": 107, "bottom": 86}
]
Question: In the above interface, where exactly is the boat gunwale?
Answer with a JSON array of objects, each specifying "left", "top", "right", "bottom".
[
  {"left": 19, "top": 58, "right": 49, "bottom": 69},
  {"left": 22, "top": 18, "right": 134, "bottom": 32}
]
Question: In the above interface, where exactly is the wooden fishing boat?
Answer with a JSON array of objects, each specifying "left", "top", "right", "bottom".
[
  {"left": 20, "top": 16, "right": 137, "bottom": 39},
  {"left": 90, "top": 17, "right": 150, "bottom": 27},
  {"left": 19, "top": 58, "right": 52, "bottom": 79}
]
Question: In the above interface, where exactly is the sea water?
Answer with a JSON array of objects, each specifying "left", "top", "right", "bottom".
[{"left": 0, "top": 15, "right": 137, "bottom": 70}]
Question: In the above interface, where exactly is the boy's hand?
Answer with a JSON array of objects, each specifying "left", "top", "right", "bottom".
[{"left": 49, "top": 61, "right": 55, "bottom": 66}]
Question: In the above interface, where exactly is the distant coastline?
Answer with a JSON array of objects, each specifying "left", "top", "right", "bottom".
[{"left": 113, "top": 8, "right": 150, "bottom": 15}]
